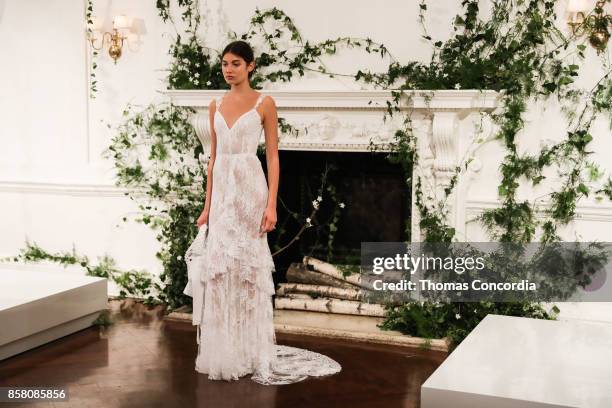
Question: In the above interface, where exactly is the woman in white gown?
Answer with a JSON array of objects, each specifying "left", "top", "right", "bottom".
[{"left": 183, "top": 40, "right": 341, "bottom": 385}]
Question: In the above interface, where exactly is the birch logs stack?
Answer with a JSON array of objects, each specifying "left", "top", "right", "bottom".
[{"left": 274, "top": 256, "right": 391, "bottom": 317}]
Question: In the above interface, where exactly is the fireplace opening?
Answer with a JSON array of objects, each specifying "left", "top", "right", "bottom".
[{"left": 258, "top": 150, "right": 411, "bottom": 282}]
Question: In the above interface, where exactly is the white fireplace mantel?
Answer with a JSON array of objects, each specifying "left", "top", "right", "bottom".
[
  {"left": 164, "top": 89, "right": 500, "bottom": 109},
  {"left": 163, "top": 89, "right": 502, "bottom": 241}
]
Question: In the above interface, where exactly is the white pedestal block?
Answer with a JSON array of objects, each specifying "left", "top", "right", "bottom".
[
  {"left": 0, "top": 268, "right": 107, "bottom": 360},
  {"left": 421, "top": 314, "right": 612, "bottom": 408}
]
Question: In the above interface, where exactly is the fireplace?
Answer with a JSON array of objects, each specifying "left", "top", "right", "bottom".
[{"left": 165, "top": 89, "right": 501, "bottom": 342}]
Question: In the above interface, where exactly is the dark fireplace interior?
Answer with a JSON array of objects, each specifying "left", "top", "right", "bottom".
[{"left": 258, "top": 149, "right": 411, "bottom": 283}]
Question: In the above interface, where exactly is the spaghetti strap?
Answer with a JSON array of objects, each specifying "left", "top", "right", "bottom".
[{"left": 254, "top": 93, "right": 265, "bottom": 109}]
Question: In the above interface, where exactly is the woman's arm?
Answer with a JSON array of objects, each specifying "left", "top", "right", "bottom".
[
  {"left": 262, "top": 96, "right": 279, "bottom": 210},
  {"left": 259, "top": 96, "right": 279, "bottom": 235},
  {"left": 203, "top": 99, "right": 217, "bottom": 212}
]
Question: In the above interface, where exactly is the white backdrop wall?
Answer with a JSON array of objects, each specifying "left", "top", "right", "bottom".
[{"left": 1, "top": 0, "right": 612, "bottom": 306}]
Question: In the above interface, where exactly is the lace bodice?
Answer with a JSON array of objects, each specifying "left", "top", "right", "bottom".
[{"left": 214, "top": 93, "right": 265, "bottom": 156}]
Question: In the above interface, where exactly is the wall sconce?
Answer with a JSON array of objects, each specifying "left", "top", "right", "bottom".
[
  {"left": 87, "top": 15, "right": 135, "bottom": 64},
  {"left": 567, "top": 0, "right": 612, "bottom": 53}
]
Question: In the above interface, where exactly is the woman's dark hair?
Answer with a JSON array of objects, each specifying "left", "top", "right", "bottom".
[{"left": 221, "top": 40, "right": 256, "bottom": 78}]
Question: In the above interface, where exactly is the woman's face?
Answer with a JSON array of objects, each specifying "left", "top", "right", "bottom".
[{"left": 221, "top": 52, "right": 254, "bottom": 85}]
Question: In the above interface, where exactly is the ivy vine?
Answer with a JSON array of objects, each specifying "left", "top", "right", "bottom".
[
  {"left": 111, "top": 0, "right": 612, "bottom": 345},
  {"left": 102, "top": 102, "right": 204, "bottom": 309},
  {"left": 0, "top": 241, "right": 158, "bottom": 304},
  {"left": 85, "top": 0, "right": 98, "bottom": 98},
  {"left": 152, "top": 1, "right": 611, "bottom": 347},
  {"left": 10, "top": 1, "right": 611, "bottom": 348}
]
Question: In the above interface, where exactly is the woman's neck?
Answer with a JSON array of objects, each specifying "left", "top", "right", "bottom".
[{"left": 230, "top": 80, "right": 254, "bottom": 95}]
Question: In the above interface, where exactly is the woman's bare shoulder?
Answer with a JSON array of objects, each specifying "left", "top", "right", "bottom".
[{"left": 260, "top": 94, "right": 276, "bottom": 109}]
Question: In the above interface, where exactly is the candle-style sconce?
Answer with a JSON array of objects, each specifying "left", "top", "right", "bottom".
[
  {"left": 87, "top": 14, "right": 138, "bottom": 64},
  {"left": 567, "top": 0, "right": 612, "bottom": 53}
]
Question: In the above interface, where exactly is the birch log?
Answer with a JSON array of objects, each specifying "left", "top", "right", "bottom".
[
  {"left": 286, "top": 263, "right": 357, "bottom": 289},
  {"left": 276, "top": 282, "right": 363, "bottom": 301},
  {"left": 303, "top": 256, "right": 365, "bottom": 288},
  {"left": 303, "top": 256, "right": 407, "bottom": 290},
  {"left": 275, "top": 294, "right": 386, "bottom": 317}
]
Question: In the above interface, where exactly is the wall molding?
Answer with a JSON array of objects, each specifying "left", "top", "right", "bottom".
[
  {"left": 0, "top": 180, "right": 133, "bottom": 197},
  {"left": 466, "top": 199, "right": 612, "bottom": 223}
]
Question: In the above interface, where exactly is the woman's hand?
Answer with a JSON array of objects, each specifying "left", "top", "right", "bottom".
[
  {"left": 259, "top": 206, "right": 277, "bottom": 236},
  {"left": 196, "top": 207, "right": 209, "bottom": 228}
]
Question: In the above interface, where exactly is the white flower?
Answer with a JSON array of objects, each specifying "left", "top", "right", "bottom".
[
  {"left": 317, "top": 195, "right": 322, "bottom": 202},
  {"left": 339, "top": 202, "right": 345, "bottom": 208},
  {"left": 182, "top": 58, "right": 189, "bottom": 64},
  {"left": 306, "top": 217, "right": 311, "bottom": 223},
  {"left": 177, "top": 255, "right": 182, "bottom": 260},
  {"left": 312, "top": 200, "right": 319, "bottom": 209},
  {"left": 195, "top": 62, "right": 200, "bottom": 67},
  {"left": 194, "top": 79, "right": 199, "bottom": 84},
  {"left": 454, "top": 83, "right": 462, "bottom": 90},
  {"left": 455, "top": 313, "right": 461, "bottom": 319},
  {"left": 194, "top": 72, "right": 200, "bottom": 78},
  {"left": 206, "top": 81, "right": 212, "bottom": 86}
]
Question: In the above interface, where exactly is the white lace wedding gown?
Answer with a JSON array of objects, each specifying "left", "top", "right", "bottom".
[{"left": 183, "top": 92, "right": 341, "bottom": 385}]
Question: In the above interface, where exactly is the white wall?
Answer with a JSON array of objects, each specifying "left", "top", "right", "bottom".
[{"left": 1, "top": 0, "right": 611, "bottom": 307}]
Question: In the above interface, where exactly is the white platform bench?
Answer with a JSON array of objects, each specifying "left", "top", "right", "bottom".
[
  {"left": 0, "top": 268, "right": 107, "bottom": 360},
  {"left": 421, "top": 314, "right": 612, "bottom": 408}
]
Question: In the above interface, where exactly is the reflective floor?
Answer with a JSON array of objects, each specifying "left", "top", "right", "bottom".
[{"left": 0, "top": 299, "right": 447, "bottom": 408}]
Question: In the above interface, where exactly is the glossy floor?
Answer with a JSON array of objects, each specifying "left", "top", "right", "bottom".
[{"left": 0, "top": 299, "right": 447, "bottom": 408}]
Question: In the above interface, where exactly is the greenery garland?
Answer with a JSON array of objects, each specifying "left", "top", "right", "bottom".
[
  {"left": 99, "top": 0, "right": 612, "bottom": 343},
  {"left": 85, "top": 0, "right": 98, "bottom": 98},
  {"left": 101, "top": 102, "right": 205, "bottom": 309},
  {"left": 7, "top": 1, "right": 612, "bottom": 347},
  {"left": 149, "top": 2, "right": 611, "bottom": 348},
  {"left": 0, "top": 241, "right": 157, "bottom": 304}
]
